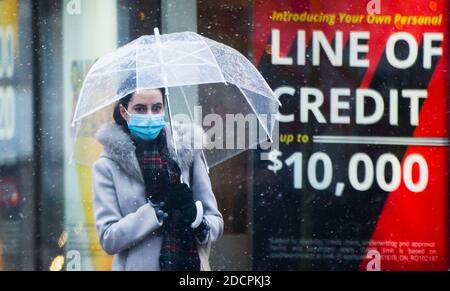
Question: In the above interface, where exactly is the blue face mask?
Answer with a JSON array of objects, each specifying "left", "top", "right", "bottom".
[{"left": 124, "top": 108, "right": 166, "bottom": 141}]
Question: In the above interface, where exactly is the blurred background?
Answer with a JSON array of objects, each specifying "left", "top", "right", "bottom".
[{"left": 0, "top": 0, "right": 255, "bottom": 271}]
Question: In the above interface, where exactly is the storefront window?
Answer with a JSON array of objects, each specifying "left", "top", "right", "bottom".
[
  {"left": 251, "top": 0, "right": 449, "bottom": 271},
  {"left": 61, "top": 0, "right": 120, "bottom": 270},
  {"left": 0, "top": 0, "right": 35, "bottom": 271},
  {"left": 196, "top": 0, "right": 255, "bottom": 271}
]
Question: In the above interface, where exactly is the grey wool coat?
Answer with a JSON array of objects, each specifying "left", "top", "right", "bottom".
[{"left": 92, "top": 122, "right": 224, "bottom": 271}]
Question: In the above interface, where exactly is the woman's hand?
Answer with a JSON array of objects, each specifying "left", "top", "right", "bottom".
[
  {"left": 167, "top": 183, "right": 197, "bottom": 227},
  {"left": 178, "top": 202, "right": 198, "bottom": 229},
  {"left": 148, "top": 199, "right": 169, "bottom": 224},
  {"left": 167, "top": 183, "right": 208, "bottom": 235},
  {"left": 193, "top": 218, "right": 211, "bottom": 242},
  {"left": 166, "top": 183, "right": 194, "bottom": 210}
]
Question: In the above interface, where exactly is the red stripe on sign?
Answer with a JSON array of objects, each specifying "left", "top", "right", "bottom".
[{"left": 359, "top": 0, "right": 449, "bottom": 271}]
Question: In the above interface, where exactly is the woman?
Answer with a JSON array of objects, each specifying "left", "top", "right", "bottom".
[{"left": 92, "top": 87, "right": 223, "bottom": 271}]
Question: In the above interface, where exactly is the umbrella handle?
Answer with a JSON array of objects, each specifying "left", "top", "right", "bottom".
[{"left": 154, "top": 27, "right": 161, "bottom": 41}]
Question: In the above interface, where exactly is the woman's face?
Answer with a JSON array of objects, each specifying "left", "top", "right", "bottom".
[{"left": 120, "top": 89, "right": 164, "bottom": 122}]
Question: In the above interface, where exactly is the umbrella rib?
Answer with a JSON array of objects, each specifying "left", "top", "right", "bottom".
[
  {"left": 198, "top": 36, "right": 227, "bottom": 85},
  {"left": 236, "top": 51, "right": 283, "bottom": 107},
  {"left": 205, "top": 42, "right": 282, "bottom": 106},
  {"left": 236, "top": 86, "right": 274, "bottom": 143},
  {"left": 88, "top": 62, "right": 221, "bottom": 78},
  {"left": 219, "top": 70, "right": 278, "bottom": 104},
  {"left": 165, "top": 47, "right": 208, "bottom": 63},
  {"left": 89, "top": 53, "right": 158, "bottom": 74},
  {"left": 165, "top": 46, "right": 213, "bottom": 65},
  {"left": 72, "top": 96, "right": 118, "bottom": 123},
  {"left": 88, "top": 67, "right": 138, "bottom": 77},
  {"left": 171, "top": 53, "right": 216, "bottom": 66},
  {"left": 165, "top": 62, "right": 218, "bottom": 68},
  {"left": 87, "top": 65, "right": 162, "bottom": 77},
  {"left": 110, "top": 52, "right": 159, "bottom": 65}
]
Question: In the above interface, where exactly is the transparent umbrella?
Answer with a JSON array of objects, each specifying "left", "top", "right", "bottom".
[{"left": 71, "top": 28, "right": 280, "bottom": 171}]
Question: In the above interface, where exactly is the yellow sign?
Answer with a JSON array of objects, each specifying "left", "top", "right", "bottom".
[{"left": 0, "top": 0, "right": 19, "bottom": 57}]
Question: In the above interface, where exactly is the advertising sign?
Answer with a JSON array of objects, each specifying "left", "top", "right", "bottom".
[{"left": 253, "top": 0, "right": 449, "bottom": 271}]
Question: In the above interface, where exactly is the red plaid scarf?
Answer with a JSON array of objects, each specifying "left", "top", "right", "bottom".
[{"left": 134, "top": 131, "right": 200, "bottom": 271}]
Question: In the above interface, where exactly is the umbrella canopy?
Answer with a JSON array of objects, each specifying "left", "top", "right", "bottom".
[{"left": 71, "top": 28, "right": 280, "bottom": 170}]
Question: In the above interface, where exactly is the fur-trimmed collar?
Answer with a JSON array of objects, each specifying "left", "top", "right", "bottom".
[{"left": 95, "top": 122, "right": 204, "bottom": 182}]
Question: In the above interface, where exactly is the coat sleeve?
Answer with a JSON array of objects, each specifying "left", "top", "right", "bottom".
[
  {"left": 190, "top": 152, "right": 224, "bottom": 245},
  {"left": 92, "top": 158, "right": 163, "bottom": 255}
]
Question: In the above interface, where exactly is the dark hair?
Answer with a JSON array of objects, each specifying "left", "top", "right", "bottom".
[{"left": 113, "top": 84, "right": 166, "bottom": 134}]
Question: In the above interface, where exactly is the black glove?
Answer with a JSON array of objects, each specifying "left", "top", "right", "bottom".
[
  {"left": 167, "top": 183, "right": 201, "bottom": 231},
  {"left": 148, "top": 199, "right": 169, "bottom": 224},
  {"left": 193, "top": 218, "right": 211, "bottom": 242},
  {"left": 178, "top": 202, "right": 198, "bottom": 230},
  {"left": 166, "top": 183, "right": 194, "bottom": 210}
]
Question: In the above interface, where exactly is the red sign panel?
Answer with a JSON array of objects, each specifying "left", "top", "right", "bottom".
[{"left": 253, "top": 0, "right": 449, "bottom": 271}]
